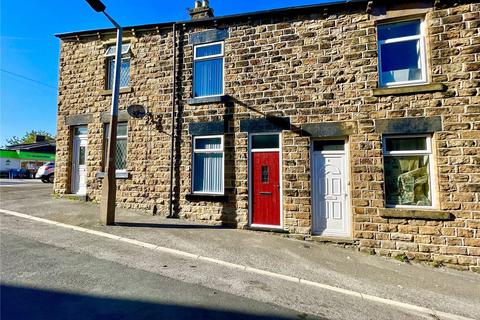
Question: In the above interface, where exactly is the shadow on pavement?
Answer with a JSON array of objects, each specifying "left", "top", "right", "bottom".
[
  {"left": 1, "top": 284, "right": 320, "bottom": 320},
  {"left": 114, "top": 222, "right": 228, "bottom": 229}
]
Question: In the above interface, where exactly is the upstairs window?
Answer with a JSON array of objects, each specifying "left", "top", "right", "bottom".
[
  {"left": 104, "top": 122, "right": 128, "bottom": 171},
  {"left": 193, "top": 42, "right": 224, "bottom": 98},
  {"left": 105, "top": 44, "right": 131, "bottom": 90},
  {"left": 192, "top": 136, "right": 224, "bottom": 194},
  {"left": 383, "top": 135, "right": 433, "bottom": 208},
  {"left": 377, "top": 19, "right": 427, "bottom": 87}
]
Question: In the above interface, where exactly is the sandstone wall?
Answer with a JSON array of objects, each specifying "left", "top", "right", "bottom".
[{"left": 55, "top": 2, "right": 480, "bottom": 270}]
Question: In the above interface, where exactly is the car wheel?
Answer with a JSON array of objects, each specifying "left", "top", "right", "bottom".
[{"left": 48, "top": 174, "right": 54, "bottom": 183}]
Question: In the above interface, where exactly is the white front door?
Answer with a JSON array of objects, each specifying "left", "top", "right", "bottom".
[
  {"left": 312, "top": 140, "right": 350, "bottom": 237},
  {"left": 72, "top": 127, "right": 88, "bottom": 195}
]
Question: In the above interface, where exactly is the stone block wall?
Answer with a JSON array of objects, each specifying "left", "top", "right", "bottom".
[{"left": 55, "top": 1, "right": 479, "bottom": 270}]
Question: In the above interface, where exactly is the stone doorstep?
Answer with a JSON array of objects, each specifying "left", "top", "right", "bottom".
[
  {"left": 58, "top": 194, "right": 88, "bottom": 202},
  {"left": 309, "top": 236, "right": 357, "bottom": 245}
]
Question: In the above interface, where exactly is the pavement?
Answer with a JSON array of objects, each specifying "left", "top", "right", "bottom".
[{"left": 0, "top": 181, "right": 479, "bottom": 320}]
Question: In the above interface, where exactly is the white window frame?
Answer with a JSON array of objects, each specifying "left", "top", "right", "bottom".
[
  {"left": 104, "top": 122, "right": 128, "bottom": 173},
  {"left": 105, "top": 44, "right": 131, "bottom": 90},
  {"left": 193, "top": 41, "right": 225, "bottom": 98},
  {"left": 382, "top": 134, "right": 435, "bottom": 209},
  {"left": 377, "top": 18, "right": 427, "bottom": 88},
  {"left": 192, "top": 135, "right": 225, "bottom": 195}
]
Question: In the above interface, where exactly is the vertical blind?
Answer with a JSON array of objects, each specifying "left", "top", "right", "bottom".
[
  {"left": 194, "top": 59, "right": 223, "bottom": 97},
  {"left": 193, "top": 137, "right": 223, "bottom": 193},
  {"left": 194, "top": 43, "right": 223, "bottom": 97}
]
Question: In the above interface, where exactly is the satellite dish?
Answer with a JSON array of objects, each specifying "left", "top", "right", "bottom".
[{"left": 127, "top": 104, "right": 147, "bottom": 119}]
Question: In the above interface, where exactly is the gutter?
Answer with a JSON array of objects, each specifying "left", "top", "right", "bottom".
[{"left": 168, "top": 23, "right": 177, "bottom": 218}]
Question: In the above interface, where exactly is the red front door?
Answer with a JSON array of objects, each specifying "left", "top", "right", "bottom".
[{"left": 252, "top": 152, "right": 280, "bottom": 226}]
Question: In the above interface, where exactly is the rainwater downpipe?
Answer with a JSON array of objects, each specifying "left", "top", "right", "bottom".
[{"left": 168, "top": 23, "right": 177, "bottom": 218}]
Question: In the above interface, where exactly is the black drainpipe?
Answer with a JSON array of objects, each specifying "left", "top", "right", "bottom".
[{"left": 168, "top": 23, "right": 177, "bottom": 218}]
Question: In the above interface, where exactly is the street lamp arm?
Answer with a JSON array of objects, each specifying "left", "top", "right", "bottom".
[{"left": 103, "top": 11, "right": 122, "bottom": 30}]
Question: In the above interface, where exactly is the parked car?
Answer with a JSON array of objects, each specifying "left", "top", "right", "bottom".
[
  {"left": 36, "top": 162, "right": 55, "bottom": 183},
  {"left": 7, "top": 168, "right": 31, "bottom": 179}
]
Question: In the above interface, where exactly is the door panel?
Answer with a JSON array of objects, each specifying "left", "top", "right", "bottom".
[
  {"left": 252, "top": 152, "right": 280, "bottom": 226},
  {"left": 72, "top": 134, "right": 87, "bottom": 195},
  {"left": 312, "top": 150, "right": 349, "bottom": 237}
]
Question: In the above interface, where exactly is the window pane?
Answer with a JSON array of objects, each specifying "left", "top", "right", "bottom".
[
  {"left": 120, "top": 58, "right": 130, "bottom": 88},
  {"left": 115, "top": 138, "right": 127, "bottom": 170},
  {"left": 384, "top": 155, "right": 431, "bottom": 206},
  {"left": 195, "top": 137, "right": 222, "bottom": 150},
  {"left": 193, "top": 153, "right": 223, "bottom": 193},
  {"left": 74, "top": 126, "right": 87, "bottom": 136},
  {"left": 380, "top": 40, "right": 422, "bottom": 83},
  {"left": 196, "top": 44, "right": 222, "bottom": 58},
  {"left": 105, "top": 44, "right": 131, "bottom": 56},
  {"left": 313, "top": 140, "right": 344, "bottom": 151},
  {"left": 378, "top": 20, "right": 421, "bottom": 41},
  {"left": 117, "top": 123, "right": 128, "bottom": 136},
  {"left": 107, "top": 57, "right": 130, "bottom": 89},
  {"left": 105, "top": 123, "right": 128, "bottom": 139},
  {"left": 252, "top": 135, "right": 279, "bottom": 149},
  {"left": 194, "top": 58, "right": 223, "bottom": 97},
  {"left": 79, "top": 146, "right": 86, "bottom": 165},
  {"left": 385, "top": 137, "right": 427, "bottom": 152}
]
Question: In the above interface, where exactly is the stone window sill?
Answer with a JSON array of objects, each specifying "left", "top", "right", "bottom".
[
  {"left": 379, "top": 208, "right": 453, "bottom": 220},
  {"left": 95, "top": 171, "right": 130, "bottom": 179},
  {"left": 185, "top": 193, "right": 228, "bottom": 202},
  {"left": 100, "top": 87, "right": 133, "bottom": 96},
  {"left": 372, "top": 83, "right": 446, "bottom": 96},
  {"left": 187, "top": 95, "right": 229, "bottom": 105}
]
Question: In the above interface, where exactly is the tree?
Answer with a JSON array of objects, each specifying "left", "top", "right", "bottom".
[{"left": 6, "top": 130, "right": 55, "bottom": 145}]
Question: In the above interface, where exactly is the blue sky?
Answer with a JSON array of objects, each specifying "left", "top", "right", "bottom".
[{"left": 0, "top": 0, "right": 332, "bottom": 147}]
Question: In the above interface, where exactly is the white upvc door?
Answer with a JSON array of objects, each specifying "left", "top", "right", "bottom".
[
  {"left": 72, "top": 134, "right": 87, "bottom": 195},
  {"left": 312, "top": 144, "right": 350, "bottom": 237}
]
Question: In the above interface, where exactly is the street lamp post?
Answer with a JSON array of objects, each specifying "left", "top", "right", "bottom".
[{"left": 85, "top": 0, "right": 122, "bottom": 225}]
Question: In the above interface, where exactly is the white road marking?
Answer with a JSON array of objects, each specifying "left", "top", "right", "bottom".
[{"left": 0, "top": 208, "right": 474, "bottom": 320}]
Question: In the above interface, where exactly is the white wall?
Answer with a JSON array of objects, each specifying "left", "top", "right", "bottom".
[{"left": 0, "top": 158, "right": 21, "bottom": 171}]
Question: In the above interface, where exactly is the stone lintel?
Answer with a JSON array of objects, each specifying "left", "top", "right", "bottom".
[
  {"left": 375, "top": 116, "right": 442, "bottom": 134},
  {"left": 100, "top": 110, "right": 130, "bottom": 123},
  {"left": 65, "top": 113, "right": 93, "bottom": 126},
  {"left": 370, "top": 1, "right": 434, "bottom": 21},
  {"left": 100, "top": 87, "right": 133, "bottom": 96},
  {"left": 189, "top": 121, "right": 225, "bottom": 136},
  {"left": 379, "top": 208, "right": 453, "bottom": 220},
  {"left": 189, "top": 29, "right": 229, "bottom": 46},
  {"left": 372, "top": 83, "right": 446, "bottom": 96},
  {"left": 301, "top": 121, "right": 357, "bottom": 137},
  {"left": 240, "top": 117, "right": 291, "bottom": 133}
]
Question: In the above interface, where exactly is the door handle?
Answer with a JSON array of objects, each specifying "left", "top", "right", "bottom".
[{"left": 259, "top": 192, "right": 272, "bottom": 196}]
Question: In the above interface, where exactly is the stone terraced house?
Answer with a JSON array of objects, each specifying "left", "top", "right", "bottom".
[{"left": 54, "top": 0, "right": 480, "bottom": 271}]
